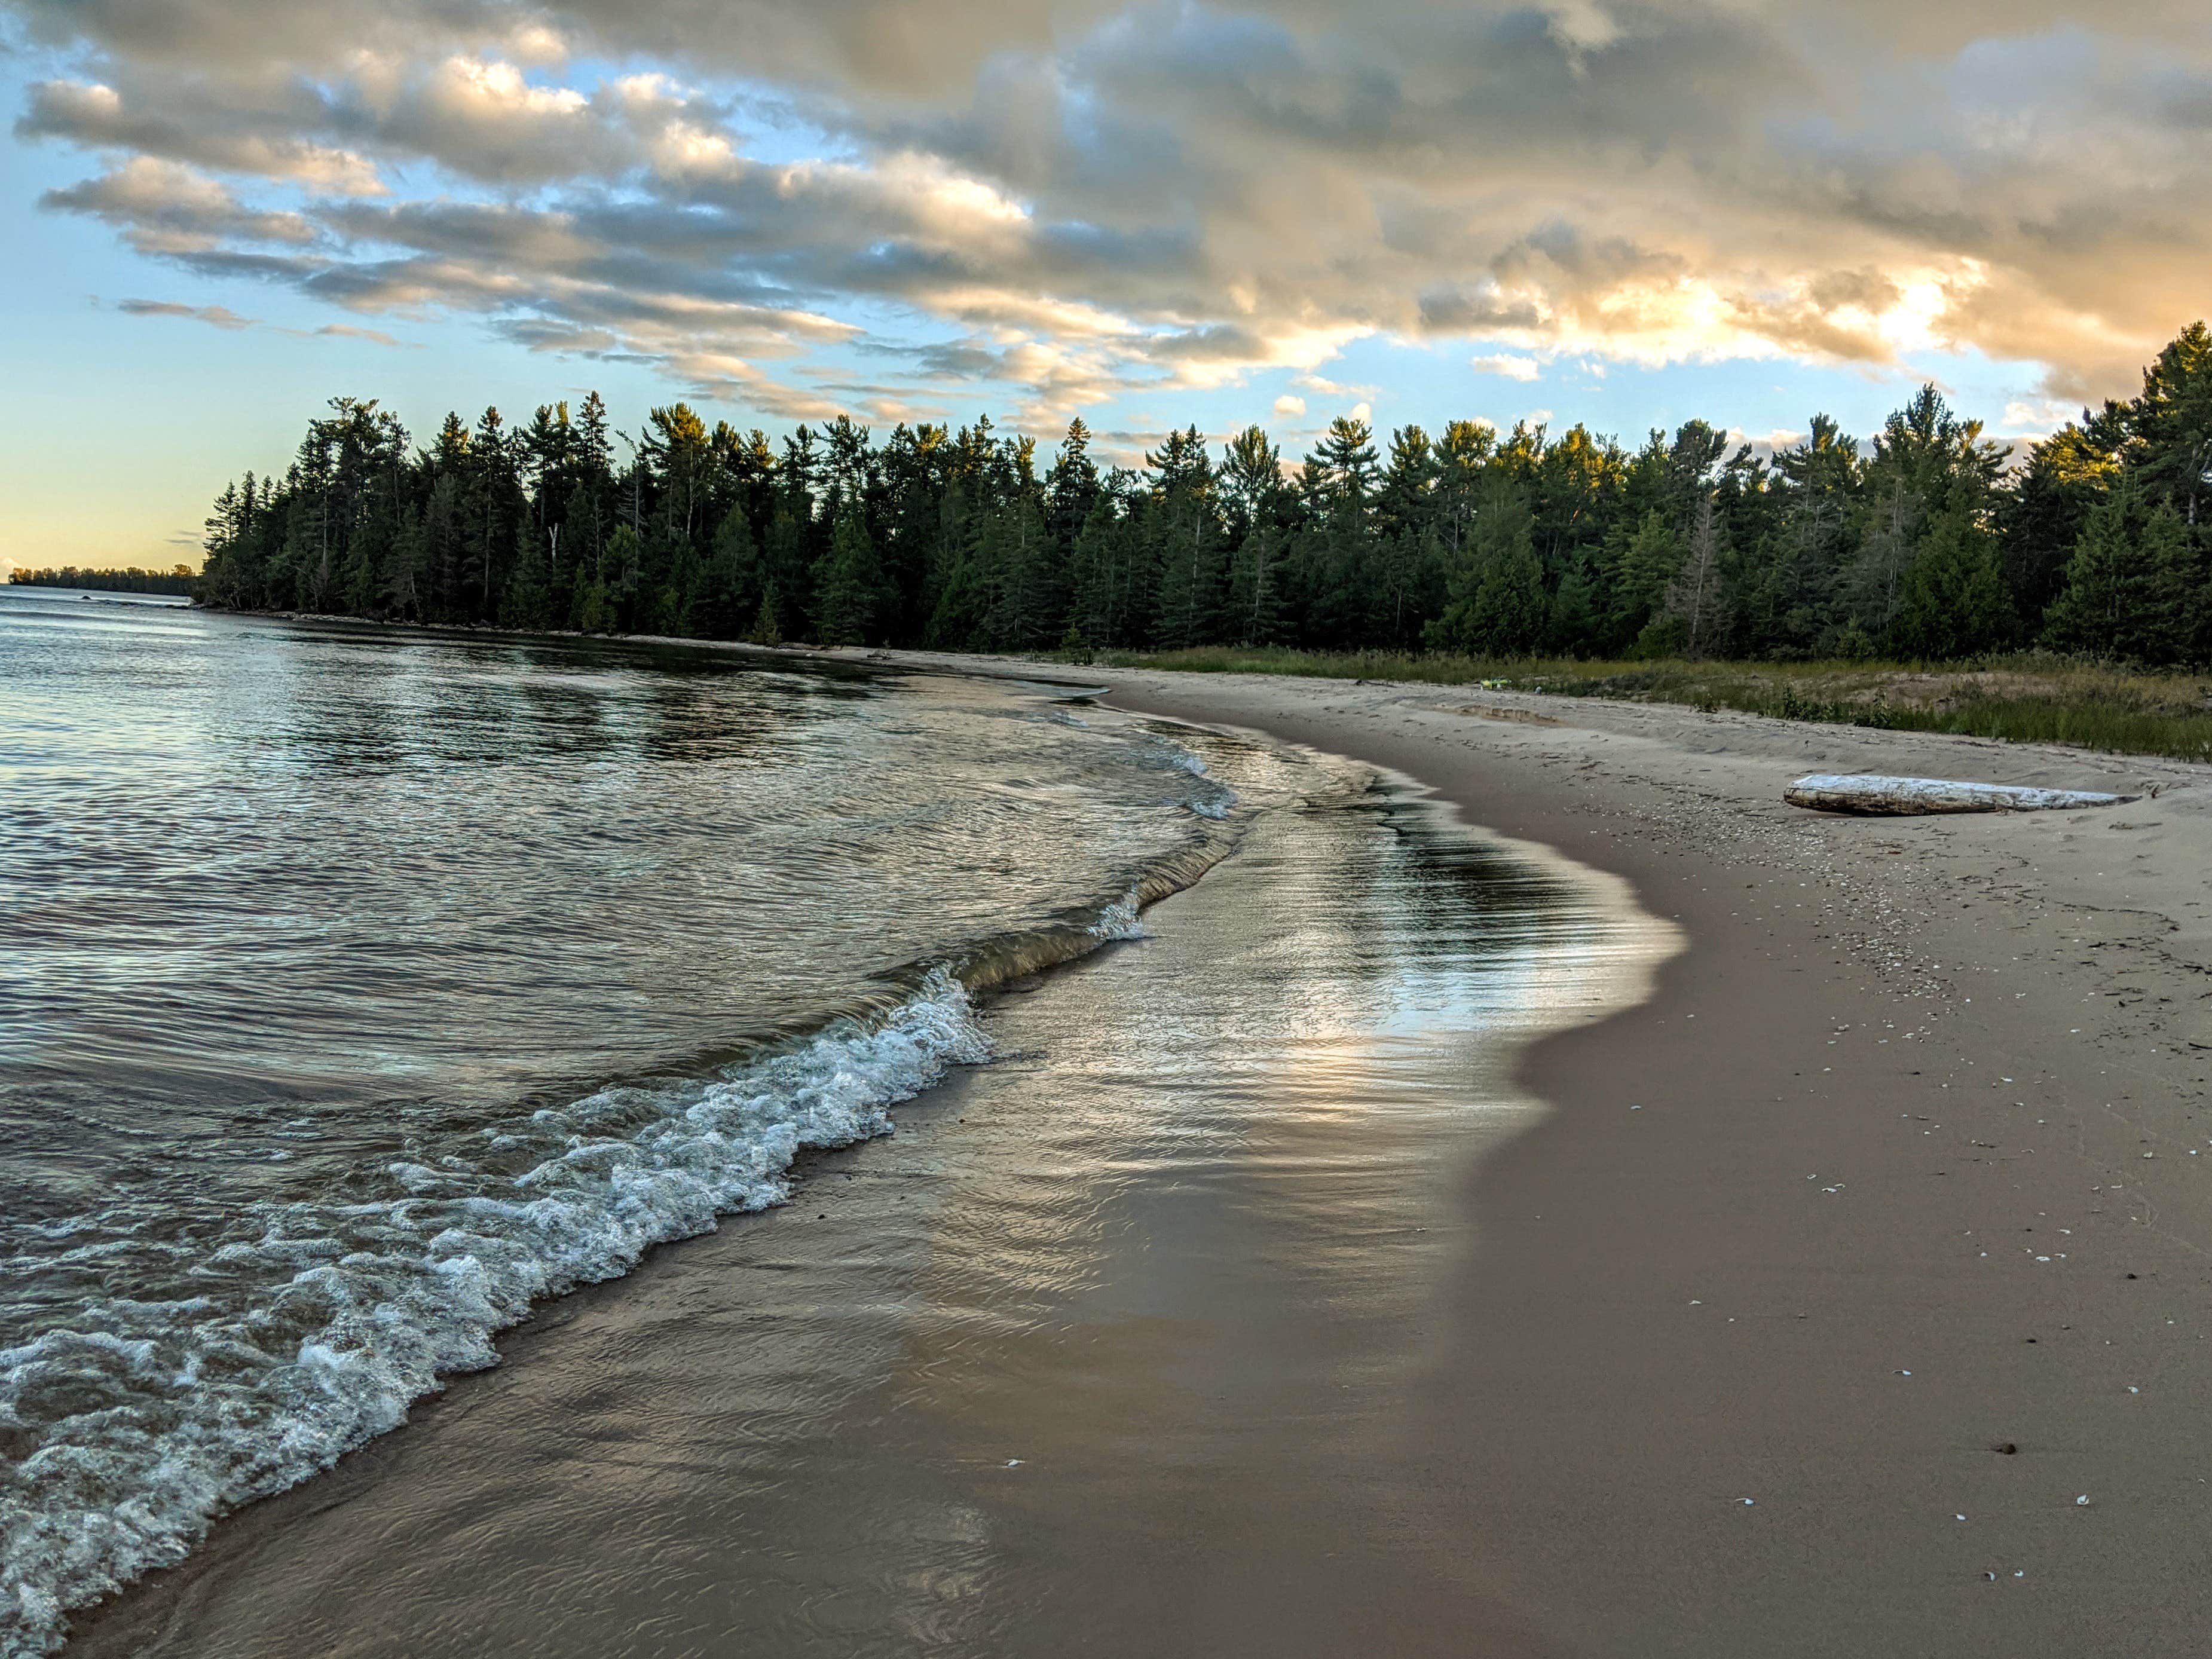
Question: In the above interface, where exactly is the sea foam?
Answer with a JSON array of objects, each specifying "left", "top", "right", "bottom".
[{"left": 0, "top": 970, "right": 989, "bottom": 1658}]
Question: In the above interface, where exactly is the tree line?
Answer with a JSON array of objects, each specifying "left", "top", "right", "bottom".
[
  {"left": 194, "top": 323, "right": 2212, "bottom": 667},
  {"left": 10, "top": 565, "right": 197, "bottom": 595}
]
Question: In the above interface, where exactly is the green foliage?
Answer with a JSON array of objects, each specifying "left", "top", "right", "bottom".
[
  {"left": 2043, "top": 486, "right": 2199, "bottom": 663},
  {"left": 699, "top": 504, "right": 761, "bottom": 639},
  {"left": 1603, "top": 510, "right": 1684, "bottom": 644},
  {"left": 571, "top": 576, "right": 613, "bottom": 634},
  {"left": 813, "top": 504, "right": 883, "bottom": 645},
  {"left": 10, "top": 565, "right": 197, "bottom": 594},
  {"left": 747, "top": 583, "right": 784, "bottom": 646},
  {"left": 1889, "top": 513, "right": 2014, "bottom": 659},
  {"left": 1427, "top": 482, "right": 1545, "bottom": 654},
  {"left": 194, "top": 323, "right": 2212, "bottom": 675}
]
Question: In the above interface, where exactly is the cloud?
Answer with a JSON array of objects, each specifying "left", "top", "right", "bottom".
[
  {"left": 116, "top": 296, "right": 255, "bottom": 327},
  {"left": 1272, "top": 393, "right": 1305, "bottom": 416},
  {"left": 44, "top": 157, "right": 317, "bottom": 252},
  {"left": 1999, "top": 396, "right": 2082, "bottom": 440},
  {"left": 310, "top": 322, "right": 405, "bottom": 346},
  {"left": 11, "top": 0, "right": 2212, "bottom": 429},
  {"left": 1470, "top": 352, "right": 1542, "bottom": 382},
  {"left": 19, "top": 79, "right": 386, "bottom": 193},
  {"left": 110, "top": 293, "right": 412, "bottom": 347}
]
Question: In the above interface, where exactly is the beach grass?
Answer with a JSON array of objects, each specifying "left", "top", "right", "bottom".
[{"left": 1082, "top": 646, "right": 2212, "bottom": 763}]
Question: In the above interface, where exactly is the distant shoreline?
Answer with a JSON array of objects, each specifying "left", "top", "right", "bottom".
[{"left": 155, "top": 598, "right": 2212, "bottom": 764}]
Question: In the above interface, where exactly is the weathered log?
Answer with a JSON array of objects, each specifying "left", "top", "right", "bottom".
[{"left": 1785, "top": 773, "right": 2136, "bottom": 815}]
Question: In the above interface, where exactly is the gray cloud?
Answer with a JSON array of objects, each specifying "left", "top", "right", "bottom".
[
  {"left": 11, "top": 0, "right": 2212, "bottom": 424},
  {"left": 109, "top": 293, "right": 413, "bottom": 347},
  {"left": 45, "top": 157, "right": 317, "bottom": 247},
  {"left": 115, "top": 296, "right": 255, "bottom": 327}
]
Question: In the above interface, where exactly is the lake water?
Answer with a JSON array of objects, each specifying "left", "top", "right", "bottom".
[{"left": 1, "top": 586, "right": 1670, "bottom": 1657}]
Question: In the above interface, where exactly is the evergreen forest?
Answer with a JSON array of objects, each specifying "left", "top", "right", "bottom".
[
  {"left": 194, "top": 323, "right": 2212, "bottom": 668},
  {"left": 9, "top": 565, "right": 198, "bottom": 595}
]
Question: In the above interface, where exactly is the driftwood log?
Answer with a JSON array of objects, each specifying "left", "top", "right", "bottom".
[{"left": 1785, "top": 773, "right": 2136, "bottom": 816}]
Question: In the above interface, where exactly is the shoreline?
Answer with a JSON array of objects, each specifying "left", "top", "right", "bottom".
[
  {"left": 60, "top": 640, "right": 2212, "bottom": 1654},
  {"left": 143, "top": 595, "right": 2212, "bottom": 764},
  {"left": 65, "top": 711, "right": 1663, "bottom": 1658},
  {"left": 1075, "top": 659, "right": 2212, "bottom": 1653}
]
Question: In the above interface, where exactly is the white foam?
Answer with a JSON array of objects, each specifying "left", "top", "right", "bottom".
[
  {"left": 1148, "top": 736, "right": 1235, "bottom": 820},
  {"left": 0, "top": 971, "right": 989, "bottom": 1658},
  {"left": 1088, "top": 887, "right": 1146, "bottom": 941}
]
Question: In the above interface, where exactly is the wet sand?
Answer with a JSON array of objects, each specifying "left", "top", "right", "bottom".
[
  {"left": 1082, "top": 665, "right": 2212, "bottom": 1655},
  {"left": 75, "top": 659, "right": 2212, "bottom": 1656}
]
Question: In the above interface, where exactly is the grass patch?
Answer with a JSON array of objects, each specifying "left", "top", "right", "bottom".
[{"left": 1085, "top": 646, "right": 2212, "bottom": 763}]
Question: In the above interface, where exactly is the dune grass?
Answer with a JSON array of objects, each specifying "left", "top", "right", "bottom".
[{"left": 1084, "top": 646, "right": 2212, "bottom": 763}]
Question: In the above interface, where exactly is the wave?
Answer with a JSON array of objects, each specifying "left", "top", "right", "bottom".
[
  {"left": 0, "top": 788, "right": 1246, "bottom": 1657},
  {"left": 1, "top": 971, "right": 990, "bottom": 1656}
]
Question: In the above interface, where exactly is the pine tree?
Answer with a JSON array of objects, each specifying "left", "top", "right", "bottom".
[
  {"left": 814, "top": 503, "right": 883, "bottom": 645},
  {"left": 1067, "top": 491, "right": 1130, "bottom": 647},
  {"left": 1464, "top": 529, "right": 1547, "bottom": 655},
  {"left": 926, "top": 487, "right": 988, "bottom": 648},
  {"left": 2130, "top": 322, "right": 2212, "bottom": 530},
  {"left": 2044, "top": 488, "right": 2195, "bottom": 663},
  {"left": 1427, "top": 483, "right": 1545, "bottom": 655},
  {"left": 1045, "top": 418, "right": 1100, "bottom": 552},
  {"left": 996, "top": 495, "right": 1062, "bottom": 650},
  {"left": 1601, "top": 510, "right": 1684, "bottom": 647},
  {"left": 341, "top": 515, "right": 382, "bottom": 617},
  {"left": 1227, "top": 524, "right": 1290, "bottom": 645},
  {"left": 1546, "top": 556, "right": 1596, "bottom": 656},
  {"left": 603, "top": 524, "right": 644, "bottom": 631},
  {"left": 764, "top": 501, "right": 810, "bottom": 637},
  {"left": 1758, "top": 414, "right": 1861, "bottom": 655},
  {"left": 572, "top": 570, "right": 613, "bottom": 633},
  {"left": 748, "top": 581, "right": 784, "bottom": 646},
  {"left": 1652, "top": 493, "right": 1728, "bottom": 657},
  {"left": 1142, "top": 427, "right": 1222, "bottom": 649},
  {"left": 1889, "top": 512, "right": 2013, "bottom": 660},
  {"left": 1151, "top": 497, "right": 1225, "bottom": 648},
  {"left": 386, "top": 507, "right": 425, "bottom": 622},
  {"left": 654, "top": 536, "right": 703, "bottom": 636},
  {"left": 502, "top": 522, "right": 555, "bottom": 631},
  {"left": 700, "top": 504, "right": 761, "bottom": 638}
]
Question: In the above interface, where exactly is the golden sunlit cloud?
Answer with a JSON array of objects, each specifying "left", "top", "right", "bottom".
[{"left": 10, "top": 0, "right": 2211, "bottom": 420}]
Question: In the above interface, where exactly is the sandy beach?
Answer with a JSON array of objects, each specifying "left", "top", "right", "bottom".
[
  {"left": 72, "top": 653, "right": 2212, "bottom": 1657},
  {"left": 1085, "top": 661, "right": 2212, "bottom": 1654}
]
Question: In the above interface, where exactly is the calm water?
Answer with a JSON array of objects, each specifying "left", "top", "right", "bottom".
[
  {"left": 4, "top": 586, "right": 1673, "bottom": 1658},
  {"left": 62, "top": 700, "right": 1676, "bottom": 1659},
  {"left": 0, "top": 587, "right": 1237, "bottom": 1655}
]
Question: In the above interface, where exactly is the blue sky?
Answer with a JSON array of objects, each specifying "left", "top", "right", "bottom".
[{"left": 2, "top": 2, "right": 2199, "bottom": 568}]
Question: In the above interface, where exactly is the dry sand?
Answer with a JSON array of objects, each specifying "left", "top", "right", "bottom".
[{"left": 74, "top": 650, "right": 2212, "bottom": 1657}]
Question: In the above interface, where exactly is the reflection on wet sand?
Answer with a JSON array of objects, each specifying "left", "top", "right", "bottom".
[{"left": 73, "top": 732, "right": 1676, "bottom": 1658}]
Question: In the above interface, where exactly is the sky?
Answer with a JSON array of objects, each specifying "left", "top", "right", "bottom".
[{"left": 2, "top": 1, "right": 2208, "bottom": 570}]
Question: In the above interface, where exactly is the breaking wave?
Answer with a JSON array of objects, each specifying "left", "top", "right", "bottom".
[
  {"left": 0, "top": 826, "right": 1250, "bottom": 1659},
  {"left": 2, "top": 971, "right": 998, "bottom": 1655},
  {"left": 0, "top": 684, "right": 1250, "bottom": 1657}
]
